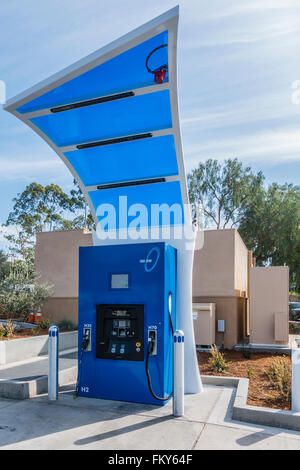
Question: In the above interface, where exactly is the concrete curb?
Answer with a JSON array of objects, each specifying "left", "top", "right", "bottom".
[
  {"left": 0, "top": 366, "right": 77, "bottom": 400},
  {"left": 233, "top": 344, "right": 291, "bottom": 355},
  {"left": 201, "top": 375, "right": 300, "bottom": 431},
  {"left": 201, "top": 375, "right": 240, "bottom": 388}
]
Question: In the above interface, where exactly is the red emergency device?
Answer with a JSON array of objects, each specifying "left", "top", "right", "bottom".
[
  {"left": 154, "top": 68, "right": 167, "bottom": 84},
  {"left": 146, "top": 44, "right": 168, "bottom": 85}
]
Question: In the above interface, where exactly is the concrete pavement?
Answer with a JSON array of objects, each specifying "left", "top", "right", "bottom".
[{"left": 0, "top": 384, "right": 300, "bottom": 450}]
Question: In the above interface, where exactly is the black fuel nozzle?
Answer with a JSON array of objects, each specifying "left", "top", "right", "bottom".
[
  {"left": 81, "top": 330, "right": 90, "bottom": 351},
  {"left": 147, "top": 337, "right": 154, "bottom": 354},
  {"left": 147, "top": 330, "right": 157, "bottom": 355}
]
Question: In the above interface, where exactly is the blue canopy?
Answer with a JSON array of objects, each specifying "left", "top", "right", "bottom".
[{"left": 4, "top": 7, "right": 189, "bottom": 230}]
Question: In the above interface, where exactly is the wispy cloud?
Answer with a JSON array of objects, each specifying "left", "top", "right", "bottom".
[
  {"left": 184, "top": 127, "right": 300, "bottom": 171},
  {"left": 180, "top": 91, "right": 299, "bottom": 131},
  {"left": 0, "top": 147, "right": 69, "bottom": 184},
  {"left": 184, "top": 0, "right": 300, "bottom": 23}
]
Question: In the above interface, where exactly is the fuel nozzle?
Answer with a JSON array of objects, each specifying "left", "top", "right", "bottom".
[
  {"left": 147, "top": 329, "right": 157, "bottom": 356},
  {"left": 81, "top": 328, "right": 91, "bottom": 351}
]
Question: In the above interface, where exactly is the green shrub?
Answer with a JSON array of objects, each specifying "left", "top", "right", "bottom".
[
  {"left": 208, "top": 344, "right": 228, "bottom": 373},
  {"left": 0, "top": 322, "right": 5, "bottom": 338},
  {"left": 31, "top": 327, "right": 40, "bottom": 336},
  {"left": 0, "top": 265, "right": 53, "bottom": 321},
  {"left": 5, "top": 320, "right": 15, "bottom": 337},
  {"left": 266, "top": 358, "right": 291, "bottom": 400},
  {"left": 0, "top": 320, "right": 15, "bottom": 338},
  {"left": 39, "top": 318, "right": 51, "bottom": 330},
  {"left": 247, "top": 367, "right": 253, "bottom": 379}
]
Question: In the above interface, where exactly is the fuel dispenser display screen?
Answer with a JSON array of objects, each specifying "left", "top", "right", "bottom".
[
  {"left": 96, "top": 304, "right": 144, "bottom": 361},
  {"left": 111, "top": 274, "right": 129, "bottom": 289}
]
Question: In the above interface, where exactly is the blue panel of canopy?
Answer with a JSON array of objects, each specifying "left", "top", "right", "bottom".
[
  {"left": 30, "top": 90, "right": 172, "bottom": 147},
  {"left": 4, "top": 8, "right": 187, "bottom": 229},
  {"left": 16, "top": 31, "right": 168, "bottom": 114},
  {"left": 64, "top": 135, "right": 178, "bottom": 187},
  {"left": 89, "top": 181, "right": 183, "bottom": 230}
]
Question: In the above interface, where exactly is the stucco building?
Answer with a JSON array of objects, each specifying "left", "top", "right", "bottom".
[
  {"left": 192, "top": 229, "right": 251, "bottom": 349},
  {"left": 35, "top": 228, "right": 289, "bottom": 349}
]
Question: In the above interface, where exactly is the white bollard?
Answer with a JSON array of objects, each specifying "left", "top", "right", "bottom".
[
  {"left": 48, "top": 325, "right": 59, "bottom": 401},
  {"left": 292, "top": 347, "right": 300, "bottom": 412},
  {"left": 173, "top": 329, "right": 184, "bottom": 417}
]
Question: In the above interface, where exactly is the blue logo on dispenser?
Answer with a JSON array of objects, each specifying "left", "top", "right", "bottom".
[{"left": 144, "top": 247, "right": 160, "bottom": 272}]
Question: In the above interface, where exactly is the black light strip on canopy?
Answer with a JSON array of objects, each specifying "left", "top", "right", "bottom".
[
  {"left": 50, "top": 91, "right": 135, "bottom": 113},
  {"left": 76, "top": 132, "right": 153, "bottom": 150},
  {"left": 97, "top": 177, "right": 166, "bottom": 190}
]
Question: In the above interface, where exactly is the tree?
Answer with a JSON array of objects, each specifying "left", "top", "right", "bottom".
[
  {"left": 5, "top": 180, "right": 94, "bottom": 238},
  {"left": 291, "top": 231, "right": 300, "bottom": 293},
  {"left": 6, "top": 182, "right": 75, "bottom": 235},
  {"left": 188, "top": 158, "right": 300, "bottom": 291},
  {"left": 188, "top": 158, "right": 264, "bottom": 229},
  {"left": 238, "top": 182, "right": 300, "bottom": 290},
  {"left": 67, "top": 179, "right": 94, "bottom": 230},
  {"left": 0, "top": 250, "right": 9, "bottom": 279},
  {"left": 4, "top": 230, "right": 35, "bottom": 270},
  {"left": 0, "top": 262, "right": 53, "bottom": 320}
]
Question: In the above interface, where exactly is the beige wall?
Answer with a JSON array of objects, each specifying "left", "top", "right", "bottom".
[
  {"left": 192, "top": 229, "right": 248, "bottom": 348},
  {"left": 35, "top": 229, "right": 93, "bottom": 298},
  {"left": 42, "top": 297, "right": 78, "bottom": 324},
  {"left": 234, "top": 230, "right": 249, "bottom": 296},
  {"left": 35, "top": 229, "right": 93, "bottom": 323},
  {"left": 250, "top": 266, "right": 289, "bottom": 345},
  {"left": 193, "top": 229, "right": 248, "bottom": 298}
]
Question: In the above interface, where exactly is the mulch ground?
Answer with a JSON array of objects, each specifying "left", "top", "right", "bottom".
[
  {"left": 197, "top": 350, "right": 291, "bottom": 410},
  {"left": 0, "top": 328, "right": 75, "bottom": 340}
]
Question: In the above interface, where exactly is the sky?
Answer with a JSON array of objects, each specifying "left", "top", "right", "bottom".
[{"left": 0, "top": 0, "right": 300, "bottom": 248}]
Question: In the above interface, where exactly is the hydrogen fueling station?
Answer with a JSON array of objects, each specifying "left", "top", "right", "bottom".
[{"left": 4, "top": 6, "right": 203, "bottom": 414}]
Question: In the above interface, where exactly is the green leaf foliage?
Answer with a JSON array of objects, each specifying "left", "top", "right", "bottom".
[
  {"left": 0, "top": 262, "right": 53, "bottom": 321},
  {"left": 188, "top": 158, "right": 300, "bottom": 291},
  {"left": 188, "top": 158, "right": 264, "bottom": 229}
]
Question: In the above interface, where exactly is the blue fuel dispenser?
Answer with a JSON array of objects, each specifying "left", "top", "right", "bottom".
[{"left": 76, "top": 242, "right": 176, "bottom": 405}]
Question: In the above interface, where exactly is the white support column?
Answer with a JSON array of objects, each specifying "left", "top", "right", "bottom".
[
  {"left": 48, "top": 325, "right": 59, "bottom": 401},
  {"left": 292, "top": 347, "right": 300, "bottom": 412},
  {"left": 173, "top": 329, "right": 184, "bottom": 417}
]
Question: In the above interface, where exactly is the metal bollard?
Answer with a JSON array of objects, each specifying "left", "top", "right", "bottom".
[
  {"left": 173, "top": 329, "right": 184, "bottom": 417},
  {"left": 48, "top": 325, "right": 59, "bottom": 401},
  {"left": 292, "top": 347, "right": 300, "bottom": 412}
]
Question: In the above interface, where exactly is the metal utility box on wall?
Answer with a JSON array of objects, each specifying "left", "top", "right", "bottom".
[
  {"left": 78, "top": 242, "right": 176, "bottom": 405},
  {"left": 193, "top": 303, "right": 216, "bottom": 346}
]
